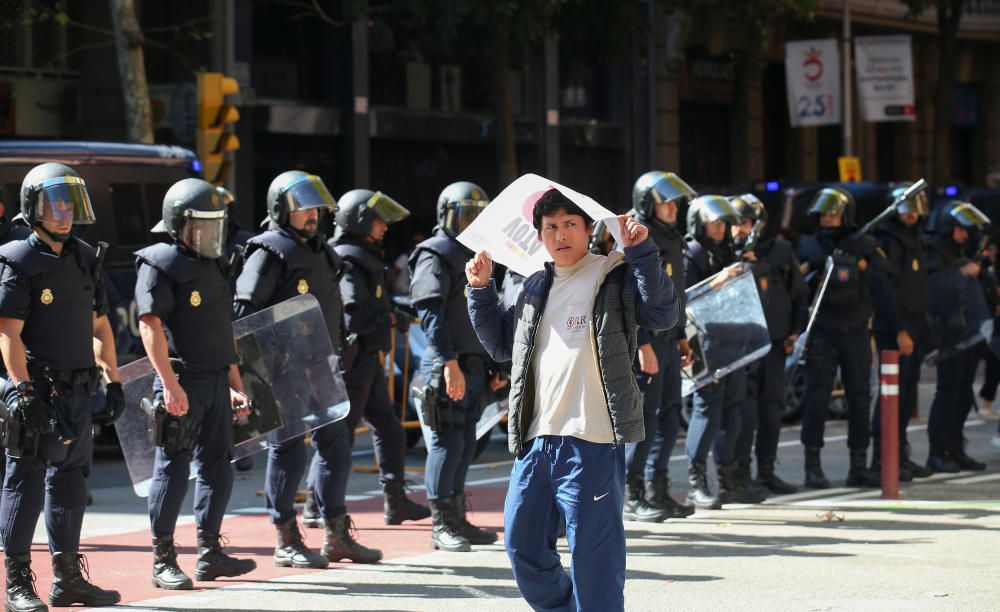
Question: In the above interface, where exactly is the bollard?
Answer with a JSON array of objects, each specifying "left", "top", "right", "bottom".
[{"left": 880, "top": 350, "right": 900, "bottom": 500}]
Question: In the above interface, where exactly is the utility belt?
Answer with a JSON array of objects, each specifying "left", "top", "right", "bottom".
[
  {"left": 1, "top": 378, "right": 85, "bottom": 462},
  {"left": 648, "top": 328, "right": 678, "bottom": 340},
  {"left": 414, "top": 359, "right": 468, "bottom": 433},
  {"left": 140, "top": 396, "right": 202, "bottom": 457},
  {"left": 28, "top": 364, "right": 101, "bottom": 393}
]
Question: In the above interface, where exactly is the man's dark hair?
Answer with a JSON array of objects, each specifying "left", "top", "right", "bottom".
[{"left": 532, "top": 188, "right": 592, "bottom": 233}]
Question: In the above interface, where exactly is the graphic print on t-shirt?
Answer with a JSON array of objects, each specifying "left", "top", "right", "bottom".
[{"left": 560, "top": 303, "right": 589, "bottom": 346}]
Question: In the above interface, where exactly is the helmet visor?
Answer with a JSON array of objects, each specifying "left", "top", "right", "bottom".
[
  {"left": 694, "top": 196, "right": 739, "bottom": 224},
  {"left": 895, "top": 190, "right": 929, "bottom": 216},
  {"left": 950, "top": 203, "right": 990, "bottom": 230},
  {"left": 729, "top": 194, "right": 764, "bottom": 223},
  {"left": 35, "top": 176, "right": 96, "bottom": 225},
  {"left": 809, "top": 189, "right": 850, "bottom": 217},
  {"left": 650, "top": 173, "right": 697, "bottom": 206},
  {"left": 284, "top": 174, "right": 338, "bottom": 214},
  {"left": 444, "top": 200, "right": 488, "bottom": 234},
  {"left": 180, "top": 209, "right": 227, "bottom": 259},
  {"left": 366, "top": 191, "right": 410, "bottom": 224}
]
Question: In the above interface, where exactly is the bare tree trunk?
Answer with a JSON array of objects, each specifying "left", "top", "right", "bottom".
[
  {"left": 932, "top": 0, "right": 964, "bottom": 184},
  {"left": 492, "top": 12, "right": 518, "bottom": 187},
  {"left": 110, "top": 0, "right": 153, "bottom": 143}
]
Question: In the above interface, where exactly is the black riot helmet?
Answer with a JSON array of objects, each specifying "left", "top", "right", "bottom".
[
  {"left": 889, "top": 182, "right": 930, "bottom": 217},
  {"left": 686, "top": 195, "right": 738, "bottom": 242},
  {"left": 728, "top": 193, "right": 767, "bottom": 228},
  {"left": 334, "top": 189, "right": 410, "bottom": 240},
  {"left": 216, "top": 185, "right": 235, "bottom": 207},
  {"left": 266, "top": 170, "right": 338, "bottom": 228},
  {"left": 631, "top": 171, "right": 697, "bottom": 224},
  {"left": 808, "top": 187, "right": 856, "bottom": 228},
  {"left": 19, "top": 163, "right": 97, "bottom": 229},
  {"left": 930, "top": 200, "right": 990, "bottom": 238},
  {"left": 437, "top": 181, "right": 489, "bottom": 238},
  {"left": 153, "top": 178, "right": 228, "bottom": 259}
]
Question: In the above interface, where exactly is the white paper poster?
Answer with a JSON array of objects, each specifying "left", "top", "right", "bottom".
[
  {"left": 854, "top": 35, "right": 916, "bottom": 122},
  {"left": 456, "top": 174, "right": 622, "bottom": 278},
  {"left": 785, "top": 39, "right": 841, "bottom": 127}
]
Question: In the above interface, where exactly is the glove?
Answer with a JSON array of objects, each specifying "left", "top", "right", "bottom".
[
  {"left": 94, "top": 382, "right": 125, "bottom": 426},
  {"left": 392, "top": 307, "right": 413, "bottom": 334},
  {"left": 12, "top": 384, "right": 53, "bottom": 436}
]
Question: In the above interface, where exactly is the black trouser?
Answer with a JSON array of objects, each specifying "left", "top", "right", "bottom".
[
  {"left": 342, "top": 351, "right": 406, "bottom": 483},
  {"left": 0, "top": 381, "right": 92, "bottom": 555},
  {"left": 928, "top": 346, "right": 978, "bottom": 443},
  {"left": 147, "top": 370, "right": 234, "bottom": 538},
  {"left": 871, "top": 323, "right": 927, "bottom": 455},
  {"left": 625, "top": 335, "right": 682, "bottom": 481},
  {"left": 979, "top": 343, "right": 1000, "bottom": 403},
  {"left": 266, "top": 419, "right": 351, "bottom": 524},
  {"left": 801, "top": 327, "right": 872, "bottom": 450},
  {"left": 733, "top": 341, "right": 786, "bottom": 465}
]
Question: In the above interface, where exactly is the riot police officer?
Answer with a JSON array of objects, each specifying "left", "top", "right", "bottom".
[
  {"left": 795, "top": 188, "right": 887, "bottom": 489},
  {"left": 0, "top": 163, "right": 121, "bottom": 609},
  {"left": 623, "top": 172, "right": 696, "bottom": 521},
  {"left": 234, "top": 171, "right": 382, "bottom": 566},
  {"left": 684, "top": 195, "right": 760, "bottom": 507},
  {"left": 729, "top": 194, "right": 809, "bottom": 495},
  {"left": 924, "top": 201, "right": 991, "bottom": 472},
  {"left": 217, "top": 186, "right": 254, "bottom": 259},
  {"left": 409, "top": 181, "right": 499, "bottom": 551},
  {"left": 135, "top": 178, "right": 256, "bottom": 589},
  {"left": 332, "top": 189, "right": 430, "bottom": 524},
  {"left": 871, "top": 184, "right": 933, "bottom": 480}
]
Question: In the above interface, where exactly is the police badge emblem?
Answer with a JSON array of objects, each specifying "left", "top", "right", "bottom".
[
  {"left": 40, "top": 288, "right": 54, "bottom": 305},
  {"left": 297, "top": 279, "right": 309, "bottom": 294},
  {"left": 190, "top": 290, "right": 202, "bottom": 307}
]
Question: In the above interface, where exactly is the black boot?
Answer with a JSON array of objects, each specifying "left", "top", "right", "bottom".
[
  {"left": 454, "top": 492, "right": 498, "bottom": 545},
  {"left": 48, "top": 553, "right": 121, "bottom": 607},
  {"left": 323, "top": 515, "right": 383, "bottom": 563},
  {"left": 757, "top": 456, "right": 798, "bottom": 494},
  {"left": 383, "top": 481, "right": 431, "bottom": 525},
  {"left": 870, "top": 449, "right": 913, "bottom": 483},
  {"left": 622, "top": 475, "right": 669, "bottom": 522},
  {"left": 686, "top": 463, "right": 721, "bottom": 510},
  {"left": 950, "top": 434, "right": 986, "bottom": 471},
  {"left": 301, "top": 486, "right": 322, "bottom": 528},
  {"left": 4, "top": 554, "right": 47, "bottom": 612},
  {"left": 926, "top": 435, "right": 960, "bottom": 473},
  {"left": 845, "top": 449, "right": 881, "bottom": 488},
  {"left": 737, "top": 461, "right": 769, "bottom": 501},
  {"left": 193, "top": 532, "right": 256, "bottom": 581},
  {"left": 718, "top": 463, "right": 767, "bottom": 504},
  {"left": 804, "top": 447, "right": 831, "bottom": 489},
  {"left": 273, "top": 520, "right": 328, "bottom": 569},
  {"left": 645, "top": 474, "right": 694, "bottom": 518},
  {"left": 429, "top": 497, "right": 472, "bottom": 552},
  {"left": 903, "top": 442, "right": 933, "bottom": 478},
  {"left": 151, "top": 536, "right": 193, "bottom": 590}
]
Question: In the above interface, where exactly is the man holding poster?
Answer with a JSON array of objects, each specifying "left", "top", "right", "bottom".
[{"left": 463, "top": 181, "right": 678, "bottom": 611}]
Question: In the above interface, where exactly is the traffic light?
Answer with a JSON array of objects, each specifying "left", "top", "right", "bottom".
[{"left": 196, "top": 72, "right": 240, "bottom": 185}]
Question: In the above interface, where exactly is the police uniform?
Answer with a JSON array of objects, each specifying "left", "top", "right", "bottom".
[
  {"left": 135, "top": 240, "right": 239, "bottom": 539},
  {"left": 871, "top": 217, "right": 930, "bottom": 476},
  {"left": 0, "top": 234, "right": 105, "bottom": 558},
  {"left": 411, "top": 231, "right": 489, "bottom": 497},
  {"left": 796, "top": 226, "right": 888, "bottom": 487},
  {"left": 333, "top": 236, "right": 407, "bottom": 473}
]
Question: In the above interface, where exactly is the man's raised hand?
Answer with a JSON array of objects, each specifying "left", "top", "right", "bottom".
[
  {"left": 617, "top": 215, "right": 648, "bottom": 248},
  {"left": 466, "top": 250, "right": 493, "bottom": 288}
]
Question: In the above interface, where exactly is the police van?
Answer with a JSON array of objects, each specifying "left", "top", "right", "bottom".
[{"left": 0, "top": 141, "right": 202, "bottom": 361}]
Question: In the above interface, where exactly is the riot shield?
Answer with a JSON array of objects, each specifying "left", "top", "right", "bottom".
[
  {"left": 115, "top": 294, "right": 350, "bottom": 497},
  {"left": 681, "top": 264, "right": 771, "bottom": 397},
  {"left": 925, "top": 273, "right": 994, "bottom": 365}
]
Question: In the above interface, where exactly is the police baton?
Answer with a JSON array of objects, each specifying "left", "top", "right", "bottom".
[{"left": 849, "top": 178, "right": 927, "bottom": 241}]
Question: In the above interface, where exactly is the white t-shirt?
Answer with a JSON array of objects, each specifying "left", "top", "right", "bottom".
[{"left": 526, "top": 251, "right": 625, "bottom": 444}]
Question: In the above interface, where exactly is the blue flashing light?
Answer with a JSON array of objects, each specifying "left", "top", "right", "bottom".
[
  {"left": 945, "top": 185, "right": 958, "bottom": 197},
  {"left": 765, "top": 181, "right": 780, "bottom": 192},
  {"left": 191, "top": 159, "right": 203, "bottom": 174}
]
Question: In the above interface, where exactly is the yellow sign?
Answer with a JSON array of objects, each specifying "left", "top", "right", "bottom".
[
  {"left": 190, "top": 290, "right": 202, "bottom": 307},
  {"left": 40, "top": 288, "right": 54, "bottom": 305},
  {"left": 297, "top": 279, "right": 309, "bottom": 294},
  {"left": 838, "top": 156, "right": 862, "bottom": 183}
]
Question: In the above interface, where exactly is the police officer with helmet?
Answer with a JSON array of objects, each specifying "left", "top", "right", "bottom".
[
  {"left": 135, "top": 178, "right": 256, "bottom": 590},
  {"left": 924, "top": 201, "right": 991, "bottom": 473},
  {"left": 684, "top": 195, "right": 762, "bottom": 508},
  {"left": 332, "top": 189, "right": 430, "bottom": 525},
  {"left": 0, "top": 163, "right": 122, "bottom": 610},
  {"left": 623, "top": 171, "right": 696, "bottom": 521},
  {"left": 409, "top": 181, "right": 500, "bottom": 551},
  {"left": 235, "top": 171, "right": 382, "bottom": 566},
  {"left": 729, "top": 193, "right": 809, "bottom": 495},
  {"left": 870, "top": 183, "right": 933, "bottom": 481},
  {"left": 795, "top": 187, "right": 888, "bottom": 489}
]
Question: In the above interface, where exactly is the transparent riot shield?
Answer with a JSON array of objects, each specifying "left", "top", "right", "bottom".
[
  {"left": 115, "top": 294, "right": 349, "bottom": 496},
  {"left": 681, "top": 264, "right": 771, "bottom": 397}
]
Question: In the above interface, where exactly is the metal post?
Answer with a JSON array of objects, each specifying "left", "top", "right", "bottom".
[
  {"left": 880, "top": 350, "right": 900, "bottom": 500},
  {"left": 842, "top": 0, "right": 853, "bottom": 157}
]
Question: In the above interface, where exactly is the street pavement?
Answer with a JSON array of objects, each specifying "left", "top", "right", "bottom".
[{"left": 16, "top": 372, "right": 1000, "bottom": 611}]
